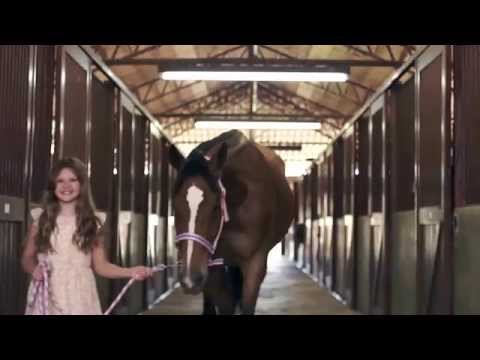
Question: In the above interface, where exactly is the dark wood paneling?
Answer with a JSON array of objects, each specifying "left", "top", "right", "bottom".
[
  {"left": 121, "top": 108, "right": 133, "bottom": 211},
  {"left": 91, "top": 76, "right": 115, "bottom": 211},
  {"left": 0, "top": 222, "right": 27, "bottom": 314},
  {"left": 453, "top": 46, "right": 480, "bottom": 314},
  {"left": 134, "top": 115, "right": 148, "bottom": 214},
  {"left": 454, "top": 46, "right": 480, "bottom": 207},
  {"left": 310, "top": 164, "right": 319, "bottom": 220},
  {"left": 303, "top": 173, "right": 310, "bottom": 270},
  {"left": 160, "top": 139, "right": 171, "bottom": 218},
  {"left": 151, "top": 134, "right": 162, "bottom": 213},
  {"left": 327, "top": 155, "right": 333, "bottom": 217},
  {"left": 333, "top": 140, "right": 344, "bottom": 218},
  {"left": 371, "top": 110, "right": 383, "bottom": 213},
  {"left": 418, "top": 56, "right": 443, "bottom": 208},
  {"left": 62, "top": 54, "right": 87, "bottom": 162},
  {"left": 0, "top": 46, "right": 30, "bottom": 197},
  {"left": 343, "top": 131, "right": 354, "bottom": 215},
  {"left": 357, "top": 117, "right": 369, "bottom": 216},
  {"left": 393, "top": 78, "right": 415, "bottom": 212},
  {"left": 31, "top": 46, "right": 55, "bottom": 204}
]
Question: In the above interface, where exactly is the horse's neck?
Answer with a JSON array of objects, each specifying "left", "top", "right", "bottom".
[
  {"left": 254, "top": 143, "right": 286, "bottom": 176},
  {"left": 226, "top": 141, "right": 284, "bottom": 175}
]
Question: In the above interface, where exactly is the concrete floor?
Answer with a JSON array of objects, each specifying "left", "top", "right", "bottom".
[{"left": 143, "top": 245, "right": 359, "bottom": 315}]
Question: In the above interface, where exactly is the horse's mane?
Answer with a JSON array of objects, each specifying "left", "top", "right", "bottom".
[
  {"left": 174, "top": 130, "right": 249, "bottom": 194},
  {"left": 194, "top": 130, "right": 249, "bottom": 160}
]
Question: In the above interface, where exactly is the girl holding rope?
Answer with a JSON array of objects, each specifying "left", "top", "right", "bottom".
[{"left": 21, "top": 157, "right": 153, "bottom": 315}]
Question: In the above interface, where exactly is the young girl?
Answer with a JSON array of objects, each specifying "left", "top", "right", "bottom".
[{"left": 21, "top": 157, "right": 153, "bottom": 315}]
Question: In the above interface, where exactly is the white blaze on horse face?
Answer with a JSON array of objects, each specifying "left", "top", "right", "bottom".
[
  {"left": 185, "top": 184, "right": 204, "bottom": 287},
  {"left": 186, "top": 184, "right": 204, "bottom": 232}
]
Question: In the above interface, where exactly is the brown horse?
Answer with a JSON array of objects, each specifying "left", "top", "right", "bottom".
[{"left": 171, "top": 130, "right": 294, "bottom": 314}]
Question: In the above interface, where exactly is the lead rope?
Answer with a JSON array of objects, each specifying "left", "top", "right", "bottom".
[
  {"left": 103, "top": 264, "right": 176, "bottom": 315},
  {"left": 103, "top": 258, "right": 224, "bottom": 315},
  {"left": 25, "top": 255, "right": 51, "bottom": 315}
]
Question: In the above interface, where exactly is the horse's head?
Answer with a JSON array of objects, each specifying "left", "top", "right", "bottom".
[{"left": 172, "top": 142, "right": 228, "bottom": 294}]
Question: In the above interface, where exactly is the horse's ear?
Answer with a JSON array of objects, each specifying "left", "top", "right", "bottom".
[
  {"left": 169, "top": 144, "right": 184, "bottom": 171},
  {"left": 205, "top": 142, "right": 228, "bottom": 175}
]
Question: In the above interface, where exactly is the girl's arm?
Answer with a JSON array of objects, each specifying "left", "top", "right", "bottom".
[
  {"left": 21, "top": 223, "right": 39, "bottom": 275},
  {"left": 92, "top": 237, "right": 152, "bottom": 280}
]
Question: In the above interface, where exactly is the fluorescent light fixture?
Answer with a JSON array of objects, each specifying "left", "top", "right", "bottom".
[
  {"left": 161, "top": 71, "right": 348, "bottom": 82},
  {"left": 194, "top": 120, "right": 321, "bottom": 130},
  {"left": 285, "top": 161, "right": 311, "bottom": 178}
]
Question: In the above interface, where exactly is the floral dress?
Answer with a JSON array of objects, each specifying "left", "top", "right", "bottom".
[{"left": 25, "top": 208, "right": 106, "bottom": 315}]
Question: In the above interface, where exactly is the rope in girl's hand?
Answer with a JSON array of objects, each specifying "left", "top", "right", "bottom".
[
  {"left": 25, "top": 259, "right": 51, "bottom": 315},
  {"left": 103, "top": 264, "right": 179, "bottom": 315},
  {"left": 103, "top": 258, "right": 224, "bottom": 315}
]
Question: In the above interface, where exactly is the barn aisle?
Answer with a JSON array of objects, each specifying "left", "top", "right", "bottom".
[{"left": 142, "top": 245, "right": 359, "bottom": 315}]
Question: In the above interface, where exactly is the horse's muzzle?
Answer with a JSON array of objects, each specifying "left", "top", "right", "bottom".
[{"left": 180, "top": 271, "right": 206, "bottom": 295}]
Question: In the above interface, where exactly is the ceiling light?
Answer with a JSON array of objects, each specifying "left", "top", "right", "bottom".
[
  {"left": 161, "top": 70, "right": 348, "bottom": 82},
  {"left": 194, "top": 120, "right": 322, "bottom": 130},
  {"left": 285, "top": 161, "right": 311, "bottom": 178}
]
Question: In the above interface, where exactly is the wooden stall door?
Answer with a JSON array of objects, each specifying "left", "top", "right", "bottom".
[{"left": 415, "top": 45, "right": 452, "bottom": 314}]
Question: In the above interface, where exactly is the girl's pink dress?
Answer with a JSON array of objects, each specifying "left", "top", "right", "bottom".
[{"left": 25, "top": 208, "right": 105, "bottom": 315}]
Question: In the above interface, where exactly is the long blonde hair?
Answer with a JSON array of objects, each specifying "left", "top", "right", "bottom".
[{"left": 36, "top": 157, "right": 103, "bottom": 253}]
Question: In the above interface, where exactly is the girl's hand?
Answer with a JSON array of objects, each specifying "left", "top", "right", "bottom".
[
  {"left": 129, "top": 266, "right": 153, "bottom": 281},
  {"left": 32, "top": 265, "right": 44, "bottom": 281}
]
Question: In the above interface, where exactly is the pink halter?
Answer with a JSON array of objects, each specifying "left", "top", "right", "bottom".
[{"left": 175, "top": 179, "right": 229, "bottom": 265}]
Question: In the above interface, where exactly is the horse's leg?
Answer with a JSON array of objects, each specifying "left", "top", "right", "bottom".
[
  {"left": 203, "top": 270, "right": 219, "bottom": 315},
  {"left": 213, "top": 266, "right": 242, "bottom": 315},
  {"left": 294, "top": 239, "right": 299, "bottom": 262},
  {"left": 213, "top": 288, "right": 236, "bottom": 315},
  {"left": 240, "top": 253, "right": 267, "bottom": 315},
  {"left": 227, "top": 265, "right": 243, "bottom": 311},
  {"left": 203, "top": 267, "right": 236, "bottom": 315},
  {"left": 202, "top": 292, "right": 217, "bottom": 315}
]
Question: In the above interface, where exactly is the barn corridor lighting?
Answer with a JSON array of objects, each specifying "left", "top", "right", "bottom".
[
  {"left": 194, "top": 120, "right": 322, "bottom": 130},
  {"left": 161, "top": 71, "right": 349, "bottom": 82},
  {"left": 285, "top": 161, "right": 310, "bottom": 178}
]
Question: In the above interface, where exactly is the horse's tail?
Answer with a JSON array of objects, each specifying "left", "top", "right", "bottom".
[{"left": 227, "top": 265, "right": 243, "bottom": 312}]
